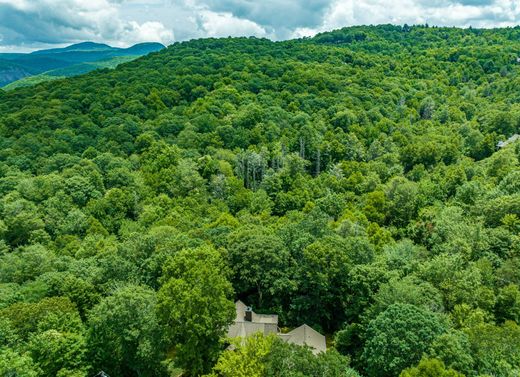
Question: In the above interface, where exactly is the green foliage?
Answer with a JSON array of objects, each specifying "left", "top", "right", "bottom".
[
  {"left": 399, "top": 358, "right": 464, "bottom": 377},
  {"left": 227, "top": 226, "right": 291, "bottom": 308},
  {"left": 370, "top": 276, "right": 444, "bottom": 315},
  {"left": 3, "top": 74, "right": 65, "bottom": 90},
  {"left": 0, "top": 348, "right": 40, "bottom": 377},
  {"left": 495, "top": 284, "right": 520, "bottom": 322},
  {"left": 429, "top": 330, "right": 474, "bottom": 375},
  {"left": 465, "top": 321, "right": 520, "bottom": 376},
  {"left": 157, "top": 246, "right": 235, "bottom": 375},
  {"left": 208, "top": 334, "right": 356, "bottom": 377},
  {"left": 362, "top": 303, "right": 447, "bottom": 377},
  {"left": 86, "top": 285, "right": 164, "bottom": 377},
  {"left": 28, "top": 330, "right": 87, "bottom": 376},
  {"left": 1, "top": 25, "right": 520, "bottom": 377},
  {"left": 1, "top": 297, "right": 83, "bottom": 341},
  {"left": 264, "top": 340, "right": 357, "bottom": 377},
  {"left": 208, "top": 333, "right": 274, "bottom": 377}
]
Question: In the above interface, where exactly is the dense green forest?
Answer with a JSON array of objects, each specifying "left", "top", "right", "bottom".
[{"left": 1, "top": 25, "right": 520, "bottom": 377}]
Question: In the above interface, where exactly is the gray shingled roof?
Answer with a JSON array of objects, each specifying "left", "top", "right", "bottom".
[
  {"left": 228, "top": 301, "right": 327, "bottom": 354},
  {"left": 497, "top": 134, "right": 520, "bottom": 148},
  {"left": 278, "top": 324, "right": 327, "bottom": 354}
]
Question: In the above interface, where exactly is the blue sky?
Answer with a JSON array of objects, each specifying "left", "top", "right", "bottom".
[{"left": 0, "top": 0, "right": 519, "bottom": 52}]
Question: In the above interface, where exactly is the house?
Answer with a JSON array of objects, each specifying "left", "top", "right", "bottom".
[
  {"left": 278, "top": 324, "right": 327, "bottom": 354},
  {"left": 227, "top": 300, "right": 327, "bottom": 354},
  {"left": 497, "top": 134, "right": 520, "bottom": 149},
  {"left": 227, "top": 300, "right": 278, "bottom": 338}
]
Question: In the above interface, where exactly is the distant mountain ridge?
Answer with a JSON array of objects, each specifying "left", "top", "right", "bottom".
[
  {"left": 0, "top": 41, "right": 165, "bottom": 88},
  {"left": 30, "top": 42, "right": 164, "bottom": 56}
]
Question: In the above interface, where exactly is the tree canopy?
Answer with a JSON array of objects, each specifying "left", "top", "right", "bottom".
[{"left": 1, "top": 24, "right": 520, "bottom": 376}]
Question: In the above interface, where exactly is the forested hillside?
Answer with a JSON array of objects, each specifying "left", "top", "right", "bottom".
[
  {"left": 0, "top": 42, "right": 164, "bottom": 88},
  {"left": 1, "top": 25, "right": 520, "bottom": 377}
]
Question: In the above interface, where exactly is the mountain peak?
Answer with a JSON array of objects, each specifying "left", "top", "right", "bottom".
[
  {"left": 31, "top": 42, "right": 115, "bottom": 55},
  {"left": 2, "top": 40, "right": 165, "bottom": 88},
  {"left": 123, "top": 42, "right": 166, "bottom": 54},
  {"left": 126, "top": 42, "right": 166, "bottom": 52},
  {"left": 65, "top": 42, "right": 113, "bottom": 50}
]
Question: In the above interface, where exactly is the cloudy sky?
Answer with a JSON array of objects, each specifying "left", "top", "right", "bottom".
[{"left": 0, "top": 0, "right": 519, "bottom": 52}]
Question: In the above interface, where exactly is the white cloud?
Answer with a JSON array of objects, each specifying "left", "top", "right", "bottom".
[
  {"left": 197, "top": 10, "right": 267, "bottom": 38},
  {"left": 1, "top": 0, "right": 520, "bottom": 51},
  {"left": 314, "top": 0, "right": 520, "bottom": 36},
  {"left": 291, "top": 27, "right": 321, "bottom": 38},
  {"left": 118, "top": 21, "right": 174, "bottom": 46},
  {"left": 285, "top": 0, "right": 520, "bottom": 39},
  {"left": 0, "top": 0, "right": 174, "bottom": 50}
]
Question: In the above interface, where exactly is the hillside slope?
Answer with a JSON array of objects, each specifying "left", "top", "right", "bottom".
[
  {"left": 0, "top": 41, "right": 165, "bottom": 88},
  {"left": 1, "top": 25, "right": 520, "bottom": 377},
  {"left": 3, "top": 56, "right": 139, "bottom": 90}
]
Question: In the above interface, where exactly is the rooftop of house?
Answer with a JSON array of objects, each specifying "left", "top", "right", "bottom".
[
  {"left": 497, "top": 134, "right": 520, "bottom": 148},
  {"left": 228, "top": 300, "right": 326, "bottom": 354},
  {"left": 278, "top": 324, "right": 327, "bottom": 354},
  {"left": 234, "top": 300, "right": 278, "bottom": 324}
]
